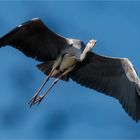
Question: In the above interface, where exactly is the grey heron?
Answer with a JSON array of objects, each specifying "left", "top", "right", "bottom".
[{"left": 0, "top": 18, "right": 140, "bottom": 122}]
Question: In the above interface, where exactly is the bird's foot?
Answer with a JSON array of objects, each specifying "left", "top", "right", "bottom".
[
  {"left": 28, "top": 94, "right": 45, "bottom": 107},
  {"left": 34, "top": 95, "right": 45, "bottom": 105},
  {"left": 28, "top": 94, "right": 40, "bottom": 108}
]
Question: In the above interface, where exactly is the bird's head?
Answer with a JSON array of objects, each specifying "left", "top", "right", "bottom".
[
  {"left": 86, "top": 39, "right": 97, "bottom": 51},
  {"left": 80, "top": 39, "right": 97, "bottom": 61}
]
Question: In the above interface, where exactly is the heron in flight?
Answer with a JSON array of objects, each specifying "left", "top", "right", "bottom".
[{"left": 0, "top": 18, "right": 140, "bottom": 121}]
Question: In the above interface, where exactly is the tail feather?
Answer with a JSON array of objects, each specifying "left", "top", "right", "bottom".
[
  {"left": 37, "top": 61, "right": 53, "bottom": 76},
  {"left": 37, "top": 61, "right": 69, "bottom": 81}
]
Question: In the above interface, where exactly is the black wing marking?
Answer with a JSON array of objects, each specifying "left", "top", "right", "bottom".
[
  {"left": 0, "top": 18, "right": 69, "bottom": 61},
  {"left": 70, "top": 52, "right": 140, "bottom": 121}
]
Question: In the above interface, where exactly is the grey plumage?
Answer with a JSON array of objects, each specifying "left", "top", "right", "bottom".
[
  {"left": 0, "top": 18, "right": 70, "bottom": 61},
  {"left": 0, "top": 17, "right": 140, "bottom": 121},
  {"left": 71, "top": 52, "right": 140, "bottom": 121}
]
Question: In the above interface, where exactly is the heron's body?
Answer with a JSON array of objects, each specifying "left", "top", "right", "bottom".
[
  {"left": 51, "top": 53, "right": 77, "bottom": 77},
  {"left": 0, "top": 18, "right": 140, "bottom": 122}
]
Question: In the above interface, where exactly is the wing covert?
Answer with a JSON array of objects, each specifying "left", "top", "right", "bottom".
[
  {"left": 0, "top": 18, "right": 69, "bottom": 61},
  {"left": 70, "top": 52, "right": 140, "bottom": 121}
]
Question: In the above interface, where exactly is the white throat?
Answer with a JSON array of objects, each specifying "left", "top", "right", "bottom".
[{"left": 80, "top": 39, "right": 96, "bottom": 61}]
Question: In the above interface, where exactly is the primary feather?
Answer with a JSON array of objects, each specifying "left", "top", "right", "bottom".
[
  {"left": 0, "top": 18, "right": 69, "bottom": 61},
  {"left": 70, "top": 52, "right": 140, "bottom": 121}
]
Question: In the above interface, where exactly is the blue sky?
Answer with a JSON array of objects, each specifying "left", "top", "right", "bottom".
[{"left": 0, "top": 1, "right": 140, "bottom": 139}]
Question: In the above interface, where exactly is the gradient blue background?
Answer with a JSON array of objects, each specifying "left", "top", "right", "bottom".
[{"left": 0, "top": 1, "right": 140, "bottom": 139}]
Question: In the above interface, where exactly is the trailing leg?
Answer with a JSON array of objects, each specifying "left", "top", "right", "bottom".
[
  {"left": 34, "top": 66, "right": 75, "bottom": 105},
  {"left": 28, "top": 69, "right": 54, "bottom": 107}
]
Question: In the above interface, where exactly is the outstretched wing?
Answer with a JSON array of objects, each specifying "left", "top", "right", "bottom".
[
  {"left": 70, "top": 52, "right": 140, "bottom": 121},
  {"left": 0, "top": 18, "right": 69, "bottom": 61}
]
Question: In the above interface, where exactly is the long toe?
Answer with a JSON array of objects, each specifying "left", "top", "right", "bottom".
[
  {"left": 28, "top": 95, "right": 38, "bottom": 108},
  {"left": 37, "top": 96, "right": 44, "bottom": 105},
  {"left": 28, "top": 95, "right": 37, "bottom": 104},
  {"left": 29, "top": 100, "right": 35, "bottom": 108},
  {"left": 32, "top": 95, "right": 44, "bottom": 105}
]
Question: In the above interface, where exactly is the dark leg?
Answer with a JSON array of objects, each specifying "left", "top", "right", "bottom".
[
  {"left": 33, "top": 66, "right": 75, "bottom": 105},
  {"left": 28, "top": 69, "right": 54, "bottom": 108},
  {"left": 28, "top": 57, "right": 63, "bottom": 107},
  {"left": 34, "top": 74, "right": 63, "bottom": 105}
]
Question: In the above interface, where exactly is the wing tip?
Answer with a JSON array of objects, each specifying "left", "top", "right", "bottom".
[
  {"left": 0, "top": 17, "right": 41, "bottom": 48},
  {"left": 0, "top": 37, "right": 7, "bottom": 48}
]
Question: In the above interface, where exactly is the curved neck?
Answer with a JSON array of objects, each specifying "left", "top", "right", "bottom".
[{"left": 80, "top": 40, "right": 96, "bottom": 61}]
